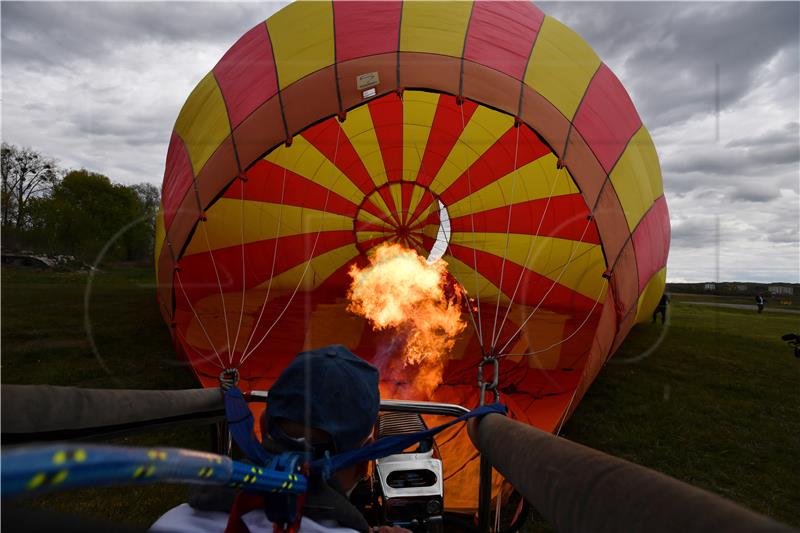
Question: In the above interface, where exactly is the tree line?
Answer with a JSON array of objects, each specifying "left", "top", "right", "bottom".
[{"left": 1, "top": 143, "right": 159, "bottom": 263}]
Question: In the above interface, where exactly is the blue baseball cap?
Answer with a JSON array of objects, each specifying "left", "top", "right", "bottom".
[{"left": 267, "top": 344, "right": 380, "bottom": 453}]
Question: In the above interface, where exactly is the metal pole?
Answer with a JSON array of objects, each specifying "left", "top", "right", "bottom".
[
  {"left": 477, "top": 452, "right": 493, "bottom": 531},
  {"left": 476, "top": 357, "right": 500, "bottom": 531}
]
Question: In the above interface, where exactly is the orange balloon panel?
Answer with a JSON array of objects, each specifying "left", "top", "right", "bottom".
[{"left": 158, "top": 1, "right": 670, "bottom": 512}]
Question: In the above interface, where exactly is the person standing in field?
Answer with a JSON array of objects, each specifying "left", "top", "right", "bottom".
[
  {"left": 652, "top": 293, "right": 670, "bottom": 324},
  {"left": 756, "top": 294, "right": 765, "bottom": 314}
]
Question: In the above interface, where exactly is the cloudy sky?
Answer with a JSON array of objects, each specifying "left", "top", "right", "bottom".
[{"left": 2, "top": 1, "right": 798, "bottom": 283}]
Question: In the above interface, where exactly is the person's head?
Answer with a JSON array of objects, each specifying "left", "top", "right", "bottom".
[{"left": 262, "top": 344, "right": 380, "bottom": 492}]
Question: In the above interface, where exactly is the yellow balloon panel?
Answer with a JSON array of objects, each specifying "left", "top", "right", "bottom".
[
  {"left": 430, "top": 106, "right": 515, "bottom": 194},
  {"left": 446, "top": 154, "right": 578, "bottom": 217},
  {"left": 265, "top": 135, "right": 366, "bottom": 207},
  {"left": 399, "top": 1, "right": 473, "bottom": 57},
  {"left": 402, "top": 91, "right": 440, "bottom": 181},
  {"left": 635, "top": 267, "right": 667, "bottom": 323},
  {"left": 182, "top": 200, "right": 354, "bottom": 257},
  {"left": 448, "top": 232, "right": 606, "bottom": 301},
  {"left": 268, "top": 0, "right": 334, "bottom": 88},
  {"left": 610, "top": 126, "right": 664, "bottom": 230},
  {"left": 524, "top": 16, "right": 601, "bottom": 120}
]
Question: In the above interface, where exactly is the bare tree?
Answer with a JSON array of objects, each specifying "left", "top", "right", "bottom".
[{"left": 1, "top": 143, "right": 60, "bottom": 228}]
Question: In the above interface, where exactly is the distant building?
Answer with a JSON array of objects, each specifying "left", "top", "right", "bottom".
[
  {"left": 768, "top": 285, "right": 793, "bottom": 296},
  {"left": 704, "top": 283, "right": 716, "bottom": 291},
  {"left": 736, "top": 284, "right": 748, "bottom": 292}
]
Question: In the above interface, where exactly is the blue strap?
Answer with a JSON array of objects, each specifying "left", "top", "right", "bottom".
[
  {"left": 223, "top": 386, "right": 506, "bottom": 477},
  {"left": 223, "top": 387, "right": 272, "bottom": 466},
  {"left": 311, "top": 402, "right": 506, "bottom": 476}
]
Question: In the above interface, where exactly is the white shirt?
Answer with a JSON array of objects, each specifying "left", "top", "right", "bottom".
[{"left": 150, "top": 503, "right": 359, "bottom": 533}]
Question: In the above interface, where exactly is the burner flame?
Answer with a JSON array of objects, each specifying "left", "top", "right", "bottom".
[{"left": 347, "top": 243, "right": 466, "bottom": 394}]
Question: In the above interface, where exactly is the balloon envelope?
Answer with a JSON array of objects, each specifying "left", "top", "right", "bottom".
[{"left": 156, "top": 0, "right": 670, "bottom": 511}]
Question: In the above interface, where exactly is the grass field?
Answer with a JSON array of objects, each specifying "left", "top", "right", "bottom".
[
  {"left": 2, "top": 265, "right": 799, "bottom": 530},
  {"left": 669, "top": 291, "right": 800, "bottom": 310}
]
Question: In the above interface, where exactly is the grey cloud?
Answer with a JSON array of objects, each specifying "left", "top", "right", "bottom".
[
  {"left": 66, "top": 103, "right": 172, "bottom": 142},
  {"left": 541, "top": 2, "right": 800, "bottom": 129},
  {"left": 1, "top": 2, "right": 284, "bottom": 70},
  {"left": 2, "top": 1, "right": 798, "bottom": 283},
  {"left": 726, "top": 122, "right": 799, "bottom": 148},
  {"left": 767, "top": 227, "right": 800, "bottom": 244},
  {"left": 728, "top": 183, "right": 782, "bottom": 203},
  {"left": 664, "top": 176, "right": 792, "bottom": 206},
  {"left": 663, "top": 142, "right": 799, "bottom": 177},
  {"left": 669, "top": 215, "right": 720, "bottom": 248}
]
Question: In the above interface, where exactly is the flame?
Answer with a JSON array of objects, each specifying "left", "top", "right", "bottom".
[{"left": 347, "top": 243, "right": 466, "bottom": 394}]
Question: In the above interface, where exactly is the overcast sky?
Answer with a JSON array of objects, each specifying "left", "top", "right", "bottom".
[{"left": 2, "top": 1, "right": 798, "bottom": 283}]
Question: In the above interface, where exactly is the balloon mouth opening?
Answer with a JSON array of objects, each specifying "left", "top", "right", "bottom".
[{"left": 353, "top": 182, "right": 451, "bottom": 261}]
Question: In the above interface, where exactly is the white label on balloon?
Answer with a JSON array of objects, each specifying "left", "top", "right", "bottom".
[
  {"left": 362, "top": 87, "right": 377, "bottom": 99},
  {"left": 356, "top": 72, "right": 380, "bottom": 90}
]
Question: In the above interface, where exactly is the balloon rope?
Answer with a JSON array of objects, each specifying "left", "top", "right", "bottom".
[
  {"left": 500, "top": 276, "right": 607, "bottom": 357},
  {"left": 555, "top": 387, "right": 580, "bottom": 436},
  {"left": 173, "top": 317, "right": 227, "bottom": 370},
  {"left": 459, "top": 100, "right": 485, "bottom": 350},
  {"left": 496, "top": 208, "right": 596, "bottom": 356},
  {"left": 491, "top": 165, "right": 565, "bottom": 350},
  {"left": 239, "top": 128, "right": 341, "bottom": 365},
  {"left": 238, "top": 167, "right": 287, "bottom": 362},
  {"left": 490, "top": 124, "right": 522, "bottom": 351},
  {"left": 200, "top": 219, "right": 232, "bottom": 365},
  {"left": 230, "top": 175, "right": 247, "bottom": 364},
  {"left": 174, "top": 270, "right": 226, "bottom": 369},
  {"left": 494, "top": 489, "right": 503, "bottom": 532}
]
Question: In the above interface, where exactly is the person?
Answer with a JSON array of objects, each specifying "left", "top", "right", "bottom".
[
  {"left": 151, "top": 345, "right": 410, "bottom": 533},
  {"left": 652, "top": 293, "right": 670, "bottom": 324},
  {"left": 756, "top": 294, "right": 765, "bottom": 314}
]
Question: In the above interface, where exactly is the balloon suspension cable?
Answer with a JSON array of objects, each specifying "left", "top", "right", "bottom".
[
  {"left": 200, "top": 215, "right": 233, "bottom": 366},
  {"left": 496, "top": 196, "right": 598, "bottom": 357},
  {"left": 174, "top": 269, "right": 226, "bottom": 369},
  {"left": 174, "top": 323, "right": 227, "bottom": 371},
  {"left": 239, "top": 167, "right": 287, "bottom": 363},
  {"left": 503, "top": 277, "right": 608, "bottom": 358},
  {"left": 239, "top": 126, "right": 342, "bottom": 366},
  {"left": 490, "top": 164, "right": 565, "bottom": 352},
  {"left": 230, "top": 173, "right": 248, "bottom": 364},
  {"left": 494, "top": 490, "right": 503, "bottom": 533},
  {"left": 490, "top": 123, "right": 522, "bottom": 352},
  {"left": 459, "top": 98, "right": 485, "bottom": 349},
  {"left": 555, "top": 386, "right": 580, "bottom": 436}
]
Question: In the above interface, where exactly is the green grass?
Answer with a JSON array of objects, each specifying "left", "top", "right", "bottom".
[
  {"left": 557, "top": 299, "right": 800, "bottom": 528},
  {"left": 669, "top": 291, "right": 800, "bottom": 310},
  {"left": 1, "top": 266, "right": 194, "bottom": 389},
  {"left": 2, "top": 265, "right": 204, "bottom": 528},
  {"left": 2, "top": 266, "right": 799, "bottom": 530}
]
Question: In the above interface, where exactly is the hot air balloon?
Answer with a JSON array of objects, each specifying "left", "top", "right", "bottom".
[{"left": 156, "top": 0, "right": 670, "bottom": 512}]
